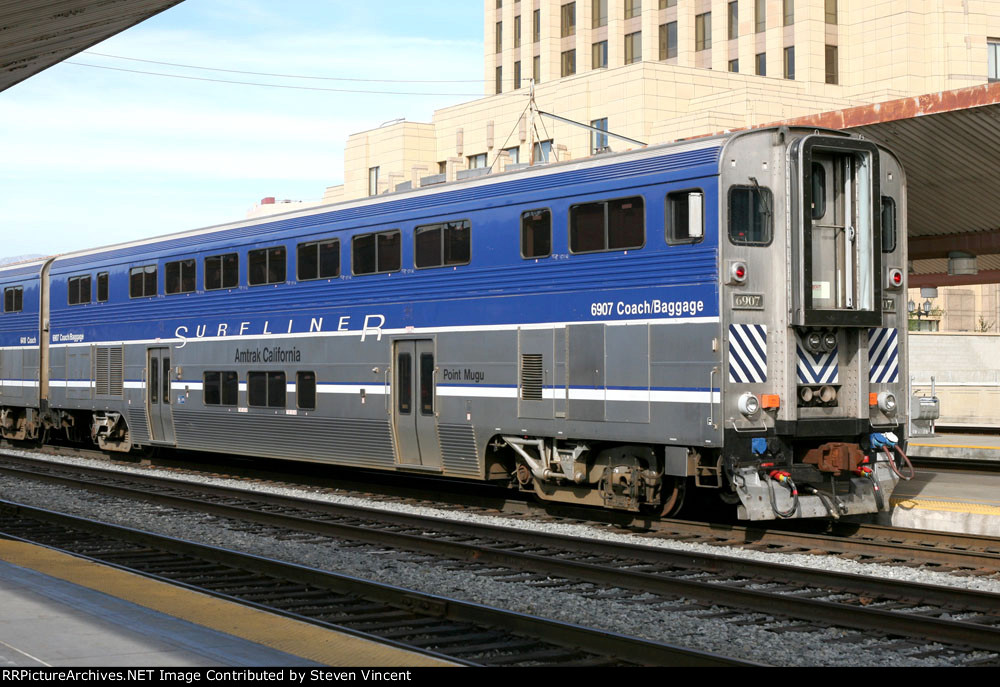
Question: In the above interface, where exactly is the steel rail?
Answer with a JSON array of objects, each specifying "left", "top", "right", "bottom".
[
  {"left": 2, "top": 457, "right": 1000, "bottom": 653},
  {"left": 0, "top": 500, "right": 751, "bottom": 668}
]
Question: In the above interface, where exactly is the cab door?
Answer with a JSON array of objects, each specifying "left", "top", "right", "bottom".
[
  {"left": 147, "top": 347, "right": 176, "bottom": 444},
  {"left": 392, "top": 340, "right": 442, "bottom": 470}
]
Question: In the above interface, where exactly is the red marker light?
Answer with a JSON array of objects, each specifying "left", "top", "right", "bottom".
[
  {"left": 736, "top": 266, "right": 746, "bottom": 279},
  {"left": 893, "top": 272, "right": 902, "bottom": 284}
]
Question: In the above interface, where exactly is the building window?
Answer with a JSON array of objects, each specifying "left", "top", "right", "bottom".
[
  {"left": 825, "top": 44, "right": 838, "bottom": 84},
  {"left": 591, "top": 117, "right": 609, "bottom": 154},
  {"left": 658, "top": 0, "right": 675, "bottom": 7},
  {"left": 521, "top": 209, "right": 552, "bottom": 258},
  {"left": 624, "top": 0, "right": 641, "bottom": 20},
  {"left": 415, "top": 220, "right": 471, "bottom": 269},
  {"left": 729, "top": 186, "right": 773, "bottom": 246},
  {"left": 784, "top": 46, "right": 795, "bottom": 79},
  {"left": 534, "top": 55, "right": 541, "bottom": 83},
  {"left": 659, "top": 22, "right": 677, "bottom": 60},
  {"left": 534, "top": 139, "right": 553, "bottom": 163},
  {"left": 570, "top": 196, "right": 645, "bottom": 253},
  {"left": 533, "top": 9, "right": 541, "bottom": 42},
  {"left": 248, "top": 371, "right": 286, "bottom": 409},
  {"left": 593, "top": 40, "right": 608, "bottom": 69},
  {"left": 68, "top": 275, "right": 91, "bottom": 305},
  {"left": 496, "top": 21, "right": 503, "bottom": 52},
  {"left": 728, "top": 2, "right": 738, "bottom": 40},
  {"left": 593, "top": 0, "right": 608, "bottom": 28},
  {"left": 989, "top": 41, "right": 999, "bottom": 82},
  {"left": 825, "top": 0, "right": 837, "bottom": 25},
  {"left": 503, "top": 146, "right": 520, "bottom": 164},
  {"left": 297, "top": 371, "right": 316, "bottom": 410},
  {"left": 248, "top": 247, "right": 286, "bottom": 286},
  {"left": 561, "top": 49, "right": 576, "bottom": 77},
  {"left": 353, "top": 230, "right": 401, "bottom": 275},
  {"left": 755, "top": 52, "right": 766, "bottom": 76},
  {"left": 755, "top": 0, "right": 766, "bottom": 33},
  {"left": 514, "top": 61, "right": 521, "bottom": 89},
  {"left": 205, "top": 253, "right": 238, "bottom": 291},
  {"left": 468, "top": 153, "right": 488, "bottom": 169},
  {"left": 297, "top": 239, "right": 340, "bottom": 281},
  {"left": 696, "top": 13, "right": 712, "bottom": 51},
  {"left": 625, "top": 32, "right": 642, "bottom": 64},
  {"left": 204, "top": 371, "right": 238, "bottom": 406},
  {"left": 165, "top": 259, "right": 196, "bottom": 295},
  {"left": 514, "top": 14, "right": 521, "bottom": 47},
  {"left": 783, "top": 0, "right": 794, "bottom": 25},
  {"left": 728, "top": 59, "right": 739, "bottom": 72},
  {"left": 129, "top": 265, "right": 157, "bottom": 299},
  {"left": 496, "top": 66, "right": 503, "bottom": 94},
  {"left": 368, "top": 166, "right": 379, "bottom": 196},
  {"left": 561, "top": 2, "right": 576, "bottom": 37},
  {"left": 97, "top": 272, "right": 109, "bottom": 302}
]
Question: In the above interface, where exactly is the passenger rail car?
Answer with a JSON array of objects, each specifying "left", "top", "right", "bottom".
[{"left": 0, "top": 127, "right": 908, "bottom": 520}]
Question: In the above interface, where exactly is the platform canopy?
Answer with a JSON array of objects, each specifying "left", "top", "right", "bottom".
[
  {"left": 768, "top": 82, "right": 1000, "bottom": 288},
  {"left": 0, "top": 0, "right": 185, "bottom": 94}
]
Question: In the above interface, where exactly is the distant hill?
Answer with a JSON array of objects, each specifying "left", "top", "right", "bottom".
[{"left": 0, "top": 254, "right": 45, "bottom": 266}]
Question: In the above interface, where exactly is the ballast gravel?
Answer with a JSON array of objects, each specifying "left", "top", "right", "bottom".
[{"left": 1, "top": 449, "right": 998, "bottom": 667}]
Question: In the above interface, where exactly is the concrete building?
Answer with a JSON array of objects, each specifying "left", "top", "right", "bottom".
[{"left": 323, "top": 0, "right": 1000, "bottom": 205}]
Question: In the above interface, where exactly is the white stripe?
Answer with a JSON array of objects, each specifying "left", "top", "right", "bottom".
[
  {"left": 440, "top": 386, "right": 719, "bottom": 404},
  {"left": 316, "top": 384, "right": 387, "bottom": 395},
  {"left": 0, "top": 380, "right": 39, "bottom": 388},
  {"left": 48, "top": 315, "right": 721, "bottom": 349}
]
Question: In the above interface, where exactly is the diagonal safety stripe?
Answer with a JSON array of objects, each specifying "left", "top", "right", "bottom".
[{"left": 729, "top": 324, "right": 767, "bottom": 383}]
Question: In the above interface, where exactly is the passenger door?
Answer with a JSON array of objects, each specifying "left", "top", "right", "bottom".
[
  {"left": 392, "top": 340, "right": 442, "bottom": 470},
  {"left": 147, "top": 347, "right": 176, "bottom": 444}
]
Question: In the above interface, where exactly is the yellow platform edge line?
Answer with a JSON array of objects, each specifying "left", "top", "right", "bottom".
[
  {"left": 890, "top": 497, "right": 1000, "bottom": 516},
  {"left": 0, "top": 539, "right": 456, "bottom": 668}
]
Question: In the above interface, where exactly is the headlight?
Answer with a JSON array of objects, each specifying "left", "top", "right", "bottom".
[
  {"left": 738, "top": 392, "right": 760, "bottom": 416},
  {"left": 878, "top": 391, "right": 897, "bottom": 414}
]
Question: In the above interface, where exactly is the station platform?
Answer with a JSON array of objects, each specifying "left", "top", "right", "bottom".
[
  {"left": 0, "top": 538, "right": 455, "bottom": 668},
  {"left": 887, "top": 433, "right": 1000, "bottom": 535}
]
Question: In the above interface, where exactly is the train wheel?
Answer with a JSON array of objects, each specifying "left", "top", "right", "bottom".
[{"left": 659, "top": 476, "right": 686, "bottom": 518}]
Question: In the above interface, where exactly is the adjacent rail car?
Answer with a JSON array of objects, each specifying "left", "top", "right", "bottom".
[{"left": 0, "top": 127, "right": 909, "bottom": 520}]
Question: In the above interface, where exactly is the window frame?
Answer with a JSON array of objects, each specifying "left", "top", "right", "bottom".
[
  {"left": 165, "top": 258, "right": 196, "bottom": 295},
  {"left": 68, "top": 274, "right": 92, "bottom": 306},
  {"left": 568, "top": 194, "right": 646, "bottom": 255},
  {"left": 3, "top": 285, "right": 23, "bottom": 313},
  {"left": 352, "top": 229, "right": 402, "bottom": 276},
  {"left": 248, "top": 246, "right": 287, "bottom": 287},
  {"left": 204, "top": 253, "right": 239, "bottom": 291},
  {"left": 881, "top": 196, "right": 897, "bottom": 254},
  {"left": 248, "top": 370, "right": 287, "bottom": 408},
  {"left": 96, "top": 272, "right": 109, "bottom": 302},
  {"left": 297, "top": 238, "right": 341, "bottom": 282},
  {"left": 129, "top": 265, "right": 158, "bottom": 299},
  {"left": 414, "top": 219, "right": 472, "bottom": 270},
  {"left": 521, "top": 208, "right": 553, "bottom": 259},
  {"left": 665, "top": 188, "right": 706, "bottom": 246},
  {"left": 727, "top": 185, "right": 774, "bottom": 247},
  {"left": 203, "top": 370, "right": 239, "bottom": 407},
  {"left": 296, "top": 371, "right": 317, "bottom": 410}
]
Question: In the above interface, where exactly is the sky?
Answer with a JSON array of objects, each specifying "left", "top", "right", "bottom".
[{"left": 0, "top": 0, "right": 485, "bottom": 260}]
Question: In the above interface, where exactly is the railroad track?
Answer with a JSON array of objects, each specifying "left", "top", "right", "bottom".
[
  {"left": 1, "top": 451, "right": 999, "bottom": 664},
  {"left": 0, "top": 500, "right": 748, "bottom": 667}
]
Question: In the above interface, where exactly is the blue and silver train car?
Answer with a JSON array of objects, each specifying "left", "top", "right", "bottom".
[
  {"left": 0, "top": 259, "right": 47, "bottom": 441},
  {"left": 0, "top": 126, "right": 909, "bottom": 520}
]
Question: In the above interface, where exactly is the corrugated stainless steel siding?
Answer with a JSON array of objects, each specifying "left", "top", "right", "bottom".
[
  {"left": 438, "top": 423, "right": 479, "bottom": 477},
  {"left": 171, "top": 411, "right": 396, "bottom": 467},
  {"left": 128, "top": 407, "right": 150, "bottom": 444}
]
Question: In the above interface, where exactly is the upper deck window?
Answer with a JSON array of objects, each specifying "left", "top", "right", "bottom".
[
  {"left": 3, "top": 286, "right": 23, "bottom": 313},
  {"left": 881, "top": 196, "right": 897, "bottom": 253},
  {"left": 298, "top": 239, "right": 340, "bottom": 281},
  {"left": 129, "top": 265, "right": 157, "bottom": 298},
  {"left": 414, "top": 220, "right": 471, "bottom": 269},
  {"left": 521, "top": 209, "right": 552, "bottom": 258},
  {"left": 97, "top": 272, "right": 109, "bottom": 302},
  {"left": 353, "top": 230, "right": 401, "bottom": 275},
  {"left": 205, "top": 253, "right": 239, "bottom": 290},
  {"left": 666, "top": 190, "right": 705, "bottom": 244},
  {"left": 165, "top": 259, "right": 196, "bottom": 295},
  {"left": 249, "top": 247, "right": 287, "bottom": 286},
  {"left": 68, "top": 275, "right": 91, "bottom": 305},
  {"left": 569, "top": 196, "right": 645, "bottom": 253},
  {"left": 728, "top": 186, "right": 773, "bottom": 246}
]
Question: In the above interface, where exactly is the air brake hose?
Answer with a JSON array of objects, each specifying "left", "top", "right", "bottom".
[
  {"left": 883, "top": 445, "right": 915, "bottom": 481},
  {"left": 767, "top": 470, "right": 799, "bottom": 519},
  {"left": 855, "top": 464, "right": 885, "bottom": 511}
]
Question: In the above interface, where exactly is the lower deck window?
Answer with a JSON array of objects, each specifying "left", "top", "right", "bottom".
[
  {"left": 297, "top": 371, "right": 316, "bottom": 410},
  {"left": 248, "top": 371, "right": 286, "bottom": 408},
  {"left": 204, "top": 371, "right": 239, "bottom": 406}
]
